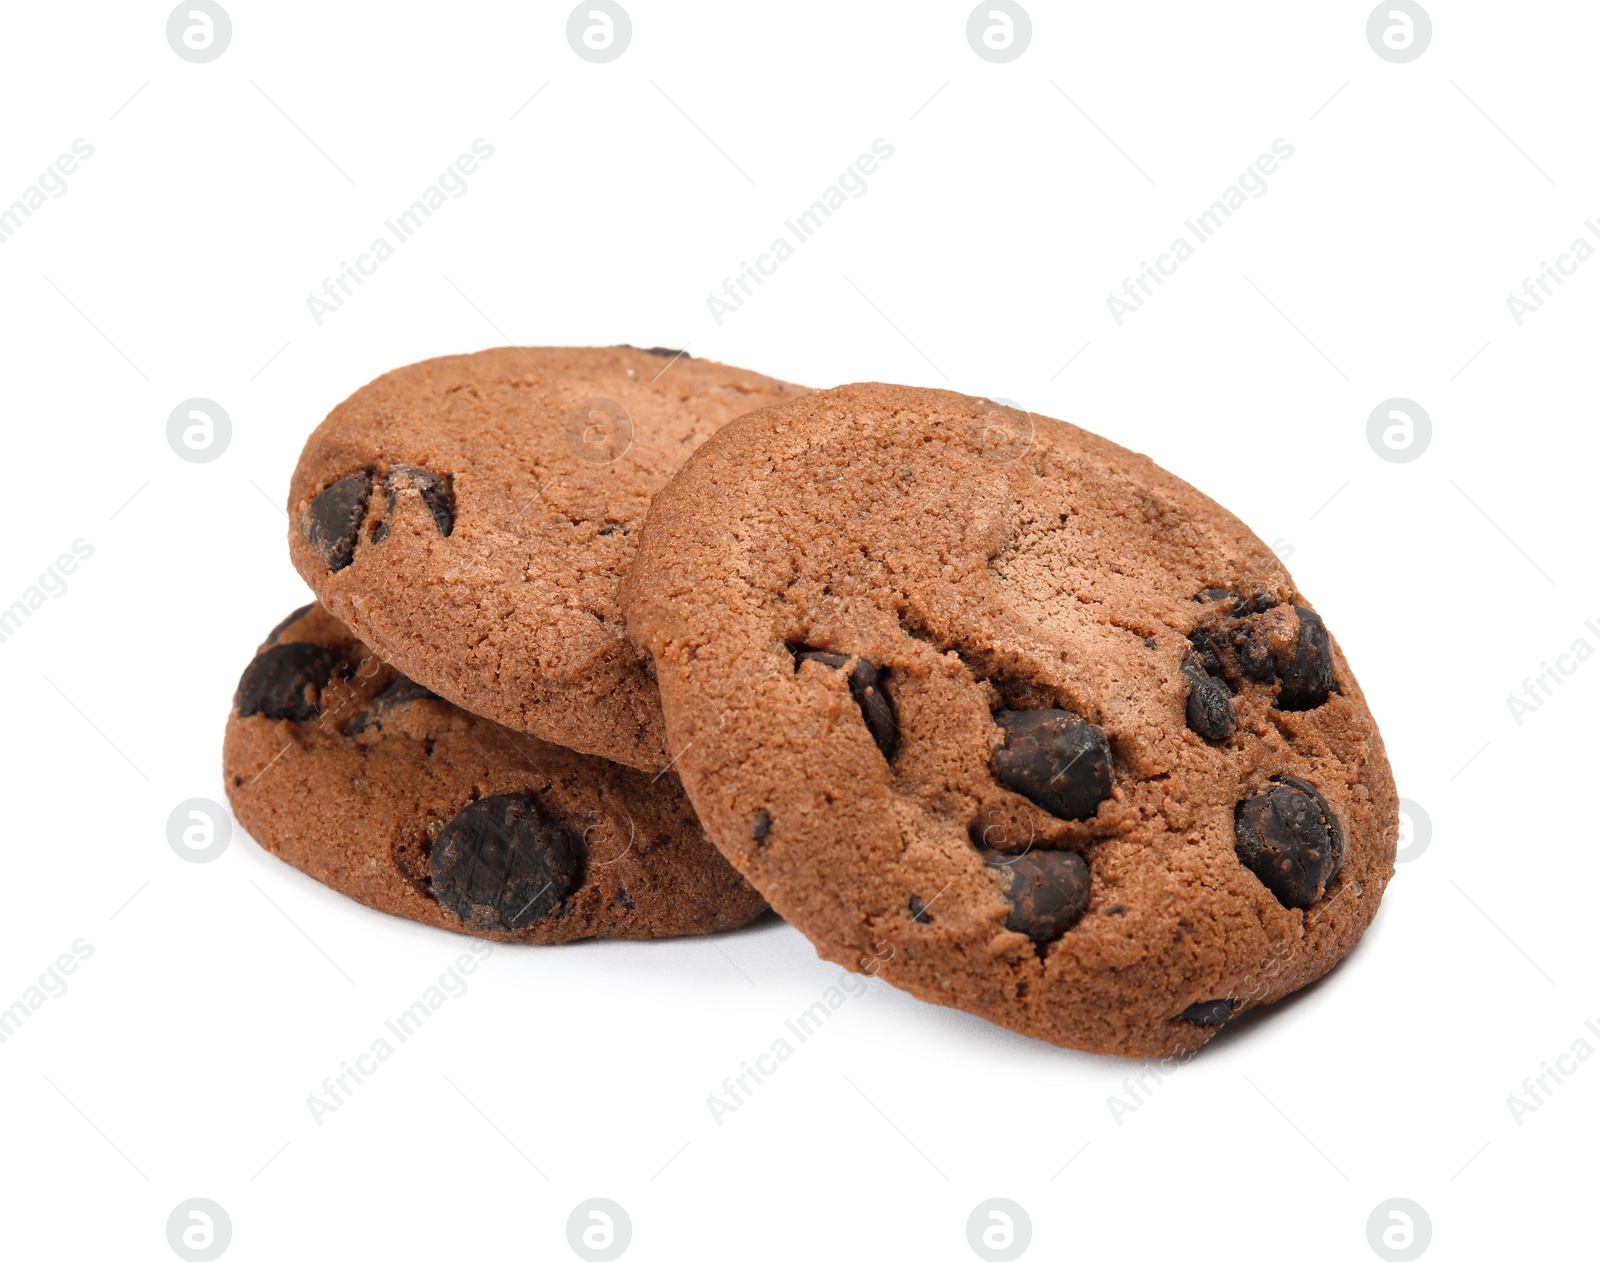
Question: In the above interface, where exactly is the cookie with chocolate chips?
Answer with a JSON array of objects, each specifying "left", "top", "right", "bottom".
[
  {"left": 621, "top": 382, "right": 1397, "bottom": 1057},
  {"left": 223, "top": 603, "right": 767, "bottom": 942},
  {"left": 287, "top": 346, "right": 803, "bottom": 771}
]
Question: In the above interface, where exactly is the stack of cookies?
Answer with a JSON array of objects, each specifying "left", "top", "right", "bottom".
[{"left": 224, "top": 346, "right": 1398, "bottom": 1058}]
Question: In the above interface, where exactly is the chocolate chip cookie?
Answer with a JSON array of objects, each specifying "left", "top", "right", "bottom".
[
  {"left": 223, "top": 603, "right": 767, "bottom": 942},
  {"left": 287, "top": 346, "right": 804, "bottom": 771},
  {"left": 620, "top": 383, "right": 1398, "bottom": 1057}
]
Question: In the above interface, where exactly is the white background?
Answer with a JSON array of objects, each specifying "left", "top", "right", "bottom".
[{"left": 1, "top": 2, "right": 1595, "bottom": 1259}]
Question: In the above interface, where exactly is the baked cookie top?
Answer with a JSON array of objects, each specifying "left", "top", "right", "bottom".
[
  {"left": 287, "top": 346, "right": 804, "bottom": 770},
  {"left": 224, "top": 603, "right": 767, "bottom": 942},
  {"left": 621, "top": 383, "right": 1397, "bottom": 1057}
]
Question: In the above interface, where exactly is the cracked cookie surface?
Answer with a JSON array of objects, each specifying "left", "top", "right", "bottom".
[
  {"left": 621, "top": 383, "right": 1397, "bottom": 1057},
  {"left": 287, "top": 346, "right": 804, "bottom": 770},
  {"left": 223, "top": 603, "right": 767, "bottom": 943}
]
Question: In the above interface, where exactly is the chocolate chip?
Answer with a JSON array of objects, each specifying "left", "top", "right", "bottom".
[
  {"left": 377, "top": 673, "right": 438, "bottom": 706},
  {"left": 599, "top": 522, "right": 625, "bottom": 536},
  {"left": 1238, "top": 626, "right": 1277, "bottom": 683},
  {"left": 633, "top": 345, "right": 691, "bottom": 359},
  {"left": 1181, "top": 653, "right": 1235, "bottom": 741},
  {"left": 1234, "top": 776, "right": 1344, "bottom": 908},
  {"left": 373, "top": 464, "right": 454, "bottom": 543},
  {"left": 751, "top": 811, "right": 770, "bottom": 841},
  {"left": 982, "top": 849, "right": 1091, "bottom": 944},
  {"left": 1189, "top": 605, "right": 1288, "bottom": 689},
  {"left": 1178, "top": 998, "right": 1235, "bottom": 1026},
  {"left": 264, "top": 603, "right": 314, "bottom": 645},
  {"left": 349, "top": 673, "right": 440, "bottom": 733},
  {"left": 303, "top": 471, "right": 371, "bottom": 571},
  {"left": 1276, "top": 606, "right": 1336, "bottom": 711},
  {"left": 795, "top": 649, "right": 899, "bottom": 761},
  {"left": 1198, "top": 587, "right": 1233, "bottom": 603},
  {"left": 849, "top": 662, "right": 898, "bottom": 760},
  {"left": 429, "top": 794, "right": 581, "bottom": 931},
  {"left": 909, "top": 895, "right": 930, "bottom": 923},
  {"left": 796, "top": 649, "right": 849, "bottom": 669},
  {"left": 1187, "top": 626, "right": 1230, "bottom": 682},
  {"left": 234, "top": 643, "right": 340, "bottom": 721},
  {"left": 991, "top": 709, "right": 1112, "bottom": 820}
]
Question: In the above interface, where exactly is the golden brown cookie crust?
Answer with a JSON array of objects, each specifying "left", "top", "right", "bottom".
[
  {"left": 223, "top": 603, "right": 767, "bottom": 942},
  {"left": 621, "top": 383, "right": 1397, "bottom": 1057},
  {"left": 287, "top": 346, "right": 804, "bottom": 770}
]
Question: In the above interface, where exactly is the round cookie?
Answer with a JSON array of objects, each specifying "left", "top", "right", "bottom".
[
  {"left": 223, "top": 603, "right": 767, "bottom": 942},
  {"left": 620, "top": 383, "right": 1398, "bottom": 1057},
  {"left": 287, "top": 346, "right": 804, "bottom": 771}
]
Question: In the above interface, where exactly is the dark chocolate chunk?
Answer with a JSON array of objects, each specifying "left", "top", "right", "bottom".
[
  {"left": 430, "top": 794, "right": 581, "bottom": 931},
  {"left": 1242, "top": 591, "right": 1278, "bottom": 614},
  {"left": 983, "top": 849, "right": 1091, "bottom": 944},
  {"left": 303, "top": 471, "right": 371, "bottom": 571},
  {"left": 264, "top": 603, "right": 315, "bottom": 645},
  {"left": 1181, "top": 653, "right": 1236, "bottom": 741},
  {"left": 633, "top": 345, "right": 690, "bottom": 359},
  {"left": 1198, "top": 587, "right": 1234, "bottom": 603},
  {"left": 1178, "top": 998, "right": 1235, "bottom": 1027},
  {"left": 373, "top": 464, "right": 454, "bottom": 543},
  {"left": 751, "top": 811, "right": 770, "bottom": 841},
  {"left": 349, "top": 673, "right": 440, "bottom": 733},
  {"left": 909, "top": 895, "right": 930, "bottom": 923},
  {"left": 991, "top": 709, "right": 1112, "bottom": 820},
  {"left": 1276, "top": 606, "right": 1336, "bottom": 711},
  {"left": 374, "top": 673, "right": 438, "bottom": 707},
  {"left": 1234, "top": 776, "right": 1344, "bottom": 908},
  {"left": 847, "top": 660, "right": 898, "bottom": 760},
  {"left": 1237, "top": 624, "right": 1278, "bottom": 682},
  {"left": 234, "top": 643, "right": 340, "bottom": 721},
  {"left": 1187, "top": 626, "right": 1231, "bottom": 682},
  {"left": 795, "top": 648, "right": 849, "bottom": 670},
  {"left": 1189, "top": 608, "right": 1279, "bottom": 687},
  {"left": 795, "top": 649, "right": 899, "bottom": 761}
]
